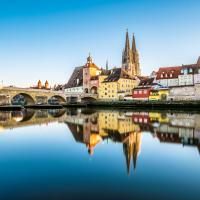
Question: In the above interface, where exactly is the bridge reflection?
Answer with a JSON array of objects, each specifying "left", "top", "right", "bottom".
[
  {"left": 0, "top": 109, "right": 66, "bottom": 130},
  {"left": 0, "top": 108, "right": 200, "bottom": 175}
]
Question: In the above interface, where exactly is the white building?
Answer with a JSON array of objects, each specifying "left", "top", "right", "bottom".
[
  {"left": 156, "top": 57, "right": 200, "bottom": 87},
  {"left": 156, "top": 66, "right": 181, "bottom": 87}
]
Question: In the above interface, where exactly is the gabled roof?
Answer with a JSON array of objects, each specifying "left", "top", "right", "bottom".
[
  {"left": 100, "top": 69, "right": 111, "bottom": 76},
  {"left": 103, "top": 68, "right": 134, "bottom": 83},
  {"left": 64, "top": 66, "right": 83, "bottom": 89},
  {"left": 139, "top": 77, "right": 154, "bottom": 86}
]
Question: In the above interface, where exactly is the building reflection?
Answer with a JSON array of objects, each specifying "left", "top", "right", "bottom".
[
  {"left": 65, "top": 109, "right": 142, "bottom": 175},
  {"left": 65, "top": 109, "right": 200, "bottom": 175},
  {"left": 0, "top": 108, "right": 200, "bottom": 175}
]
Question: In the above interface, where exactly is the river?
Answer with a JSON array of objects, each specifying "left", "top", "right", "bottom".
[{"left": 0, "top": 108, "right": 200, "bottom": 200}]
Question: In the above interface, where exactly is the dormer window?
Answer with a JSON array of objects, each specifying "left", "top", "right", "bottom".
[
  {"left": 170, "top": 74, "right": 173, "bottom": 78},
  {"left": 183, "top": 69, "right": 188, "bottom": 75},
  {"left": 161, "top": 74, "right": 163, "bottom": 78},
  {"left": 165, "top": 74, "right": 168, "bottom": 78},
  {"left": 189, "top": 68, "right": 193, "bottom": 73},
  {"left": 181, "top": 69, "right": 183, "bottom": 73}
]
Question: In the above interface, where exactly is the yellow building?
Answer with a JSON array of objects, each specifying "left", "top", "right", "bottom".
[
  {"left": 149, "top": 112, "right": 169, "bottom": 124},
  {"left": 149, "top": 88, "right": 169, "bottom": 101},
  {"left": 98, "top": 68, "right": 139, "bottom": 100},
  {"left": 98, "top": 110, "right": 140, "bottom": 136}
]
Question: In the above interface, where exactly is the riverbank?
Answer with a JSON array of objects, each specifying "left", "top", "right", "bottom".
[
  {"left": 85, "top": 100, "right": 200, "bottom": 110},
  {"left": 0, "top": 105, "right": 23, "bottom": 111},
  {"left": 2, "top": 100, "right": 200, "bottom": 111}
]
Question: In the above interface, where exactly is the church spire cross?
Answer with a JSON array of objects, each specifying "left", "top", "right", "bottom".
[{"left": 87, "top": 53, "right": 92, "bottom": 64}]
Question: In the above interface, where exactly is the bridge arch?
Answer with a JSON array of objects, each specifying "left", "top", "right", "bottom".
[
  {"left": 49, "top": 95, "right": 66, "bottom": 104},
  {"left": 81, "top": 96, "right": 97, "bottom": 102},
  {"left": 48, "top": 109, "right": 66, "bottom": 118},
  {"left": 11, "top": 93, "right": 35, "bottom": 106},
  {"left": 11, "top": 110, "right": 35, "bottom": 122},
  {"left": 90, "top": 86, "right": 97, "bottom": 94}
]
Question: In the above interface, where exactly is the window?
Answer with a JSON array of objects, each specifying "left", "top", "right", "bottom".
[
  {"left": 170, "top": 74, "right": 173, "bottom": 78},
  {"left": 161, "top": 74, "right": 163, "bottom": 78},
  {"left": 144, "top": 90, "right": 147, "bottom": 94},
  {"left": 189, "top": 68, "right": 193, "bottom": 73},
  {"left": 134, "top": 91, "right": 138, "bottom": 94},
  {"left": 139, "top": 90, "right": 142, "bottom": 94},
  {"left": 165, "top": 74, "right": 168, "bottom": 78}
]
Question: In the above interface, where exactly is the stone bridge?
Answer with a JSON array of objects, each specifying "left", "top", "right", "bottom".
[{"left": 0, "top": 87, "right": 67, "bottom": 105}]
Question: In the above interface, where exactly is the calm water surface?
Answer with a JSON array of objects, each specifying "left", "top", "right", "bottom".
[{"left": 0, "top": 108, "right": 200, "bottom": 200}]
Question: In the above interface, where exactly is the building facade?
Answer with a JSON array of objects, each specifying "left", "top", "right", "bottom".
[
  {"left": 149, "top": 88, "right": 169, "bottom": 101},
  {"left": 83, "top": 54, "right": 101, "bottom": 94},
  {"left": 132, "top": 78, "right": 154, "bottom": 100},
  {"left": 98, "top": 68, "right": 139, "bottom": 100},
  {"left": 156, "top": 67, "right": 181, "bottom": 87},
  {"left": 156, "top": 57, "right": 200, "bottom": 87}
]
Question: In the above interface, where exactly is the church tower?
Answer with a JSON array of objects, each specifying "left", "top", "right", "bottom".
[
  {"left": 132, "top": 33, "right": 141, "bottom": 76},
  {"left": 122, "top": 30, "right": 141, "bottom": 76}
]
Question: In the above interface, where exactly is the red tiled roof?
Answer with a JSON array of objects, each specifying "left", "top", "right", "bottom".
[{"left": 156, "top": 66, "right": 182, "bottom": 79}]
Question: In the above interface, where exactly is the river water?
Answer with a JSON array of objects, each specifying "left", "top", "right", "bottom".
[{"left": 0, "top": 108, "right": 200, "bottom": 200}]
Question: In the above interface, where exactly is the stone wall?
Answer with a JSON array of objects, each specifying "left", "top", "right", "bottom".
[{"left": 168, "top": 84, "right": 200, "bottom": 101}]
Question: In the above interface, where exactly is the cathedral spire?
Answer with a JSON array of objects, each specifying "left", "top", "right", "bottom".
[
  {"left": 133, "top": 144, "right": 138, "bottom": 171},
  {"left": 123, "top": 143, "right": 131, "bottom": 176},
  {"left": 132, "top": 33, "right": 137, "bottom": 53},
  {"left": 125, "top": 29, "right": 130, "bottom": 52},
  {"left": 197, "top": 56, "right": 200, "bottom": 65}
]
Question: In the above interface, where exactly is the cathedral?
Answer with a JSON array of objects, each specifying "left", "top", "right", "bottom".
[{"left": 122, "top": 30, "right": 141, "bottom": 76}]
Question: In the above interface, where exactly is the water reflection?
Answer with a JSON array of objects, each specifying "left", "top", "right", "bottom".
[{"left": 1, "top": 108, "right": 200, "bottom": 176}]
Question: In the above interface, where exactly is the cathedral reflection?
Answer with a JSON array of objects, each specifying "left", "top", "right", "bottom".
[{"left": 65, "top": 109, "right": 142, "bottom": 175}]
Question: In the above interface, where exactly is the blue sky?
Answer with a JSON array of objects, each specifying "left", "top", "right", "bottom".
[{"left": 0, "top": 0, "right": 199, "bottom": 87}]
